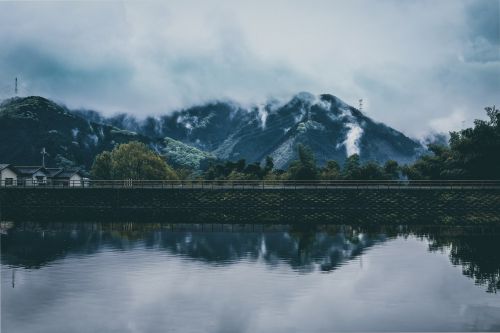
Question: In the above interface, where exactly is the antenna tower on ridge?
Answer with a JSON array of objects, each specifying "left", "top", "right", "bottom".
[
  {"left": 358, "top": 98, "right": 363, "bottom": 112},
  {"left": 15, "top": 77, "right": 18, "bottom": 96}
]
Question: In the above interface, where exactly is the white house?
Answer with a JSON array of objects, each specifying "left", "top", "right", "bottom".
[
  {"left": 0, "top": 164, "right": 18, "bottom": 186},
  {"left": 15, "top": 166, "right": 49, "bottom": 186},
  {"left": 53, "top": 169, "right": 87, "bottom": 187},
  {"left": 1, "top": 164, "right": 89, "bottom": 186}
]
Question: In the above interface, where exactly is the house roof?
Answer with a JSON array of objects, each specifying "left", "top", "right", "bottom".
[
  {"left": 3, "top": 165, "right": 88, "bottom": 178},
  {"left": 0, "top": 164, "right": 11, "bottom": 171},
  {"left": 44, "top": 167, "right": 63, "bottom": 177},
  {"left": 54, "top": 169, "right": 85, "bottom": 179},
  {"left": 14, "top": 166, "right": 46, "bottom": 176}
]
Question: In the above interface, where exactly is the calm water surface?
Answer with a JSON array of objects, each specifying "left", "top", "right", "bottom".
[{"left": 1, "top": 223, "right": 500, "bottom": 332}]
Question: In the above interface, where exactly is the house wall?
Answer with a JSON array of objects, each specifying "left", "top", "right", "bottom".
[
  {"left": 70, "top": 174, "right": 83, "bottom": 187},
  {"left": 32, "top": 171, "right": 47, "bottom": 184},
  {"left": 0, "top": 168, "right": 18, "bottom": 185},
  {"left": 19, "top": 171, "right": 48, "bottom": 186}
]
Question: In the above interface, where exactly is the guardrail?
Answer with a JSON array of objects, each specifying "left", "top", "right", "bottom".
[{"left": 1, "top": 179, "right": 500, "bottom": 189}]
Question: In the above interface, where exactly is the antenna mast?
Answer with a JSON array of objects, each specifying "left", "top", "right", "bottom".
[
  {"left": 15, "top": 77, "right": 18, "bottom": 96},
  {"left": 358, "top": 98, "right": 363, "bottom": 112},
  {"left": 41, "top": 147, "right": 47, "bottom": 167}
]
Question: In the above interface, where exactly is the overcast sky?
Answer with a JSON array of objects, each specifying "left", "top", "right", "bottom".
[{"left": 0, "top": 0, "right": 498, "bottom": 137}]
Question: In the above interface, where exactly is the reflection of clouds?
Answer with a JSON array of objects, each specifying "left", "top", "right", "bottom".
[{"left": 3, "top": 237, "right": 500, "bottom": 333}]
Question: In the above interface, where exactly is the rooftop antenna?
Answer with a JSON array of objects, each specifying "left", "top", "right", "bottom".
[
  {"left": 15, "top": 77, "right": 18, "bottom": 96},
  {"left": 358, "top": 98, "right": 363, "bottom": 112},
  {"left": 41, "top": 147, "right": 48, "bottom": 167}
]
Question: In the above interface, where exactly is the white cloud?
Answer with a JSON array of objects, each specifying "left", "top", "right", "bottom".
[
  {"left": 0, "top": 0, "right": 498, "bottom": 137},
  {"left": 341, "top": 123, "right": 364, "bottom": 157},
  {"left": 429, "top": 109, "right": 467, "bottom": 134}
]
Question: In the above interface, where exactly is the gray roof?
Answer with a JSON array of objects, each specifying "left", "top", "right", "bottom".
[
  {"left": 14, "top": 166, "right": 46, "bottom": 176},
  {"left": 54, "top": 169, "right": 84, "bottom": 179},
  {"left": 0, "top": 164, "right": 11, "bottom": 171},
  {"left": 45, "top": 167, "right": 63, "bottom": 177}
]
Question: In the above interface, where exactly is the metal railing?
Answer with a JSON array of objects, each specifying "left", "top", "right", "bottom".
[{"left": 1, "top": 179, "right": 500, "bottom": 189}]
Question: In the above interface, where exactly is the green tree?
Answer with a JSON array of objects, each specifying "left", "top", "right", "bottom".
[
  {"left": 244, "top": 162, "right": 263, "bottom": 179},
  {"left": 383, "top": 160, "right": 400, "bottom": 179},
  {"left": 91, "top": 151, "right": 113, "bottom": 180},
  {"left": 402, "top": 144, "right": 456, "bottom": 180},
  {"left": 358, "top": 161, "right": 387, "bottom": 180},
  {"left": 403, "top": 106, "right": 500, "bottom": 180},
  {"left": 320, "top": 160, "right": 341, "bottom": 180},
  {"left": 288, "top": 144, "right": 318, "bottom": 180},
  {"left": 342, "top": 154, "right": 361, "bottom": 179},
  {"left": 264, "top": 156, "right": 274, "bottom": 174},
  {"left": 449, "top": 105, "right": 500, "bottom": 179},
  {"left": 91, "top": 141, "right": 178, "bottom": 180}
]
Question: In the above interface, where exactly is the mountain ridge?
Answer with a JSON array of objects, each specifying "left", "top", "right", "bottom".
[
  {"left": 75, "top": 92, "right": 423, "bottom": 168},
  {"left": 1, "top": 93, "right": 423, "bottom": 170},
  {"left": 0, "top": 96, "right": 214, "bottom": 170}
]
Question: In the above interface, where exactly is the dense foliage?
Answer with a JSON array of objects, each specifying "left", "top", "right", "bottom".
[
  {"left": 203, "top": 144, "right": 400, "bottom": 181},
  {"left": 88, "top": 106, "right": 499, "bottom": 181},
  {"left": 0, "top": 96, "right": 150, "bottom": 169},
  {"left": 402, "top": 106, "right": 500, "bottom": 180},
  {"left": 202, "top": 106, "right": 499, "bottom": 181},
  {"left": 91, "top": 141, "right": 178, "bottom": 180}
]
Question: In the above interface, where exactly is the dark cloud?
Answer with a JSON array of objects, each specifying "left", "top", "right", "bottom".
[
  {"left": 463, "top": 0, "right": 500, "bottom": 63},
  {"left": 0, "top": 0, "right": 498, "bottom": 137}
]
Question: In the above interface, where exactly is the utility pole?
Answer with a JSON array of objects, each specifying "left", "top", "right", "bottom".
[
  {"left": 15, "top": 77, "right": 18, "bottom": 96},
  {"left": 41, "top": 147, "right": 48, "bottom": 167}
]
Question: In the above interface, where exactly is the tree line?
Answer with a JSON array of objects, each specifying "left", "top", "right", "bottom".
[{"left": 91, "top": 106, "right": 499, "bottom": 180}]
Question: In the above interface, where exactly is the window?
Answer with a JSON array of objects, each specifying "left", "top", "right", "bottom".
[
  {"left": 5, "top": 178, "right": 13, "bottom": 186},
  {"left": 36, "top": 176, "right": 45, "bottom": 184}
]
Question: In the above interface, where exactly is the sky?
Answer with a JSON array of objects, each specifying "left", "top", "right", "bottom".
[{"left": 0, "top": 0, "right": 498, "bottom": 138}]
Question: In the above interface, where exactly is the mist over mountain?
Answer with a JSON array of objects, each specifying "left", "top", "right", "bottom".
[
  {"left": 76, "top": 92, "right": 423, "bottom": 169},
  {"left": 0, "top": 97, "right": 145, "bottom": 168},
  {"left": 1, "top": 93, "right": 423, "bottom": 171},
  {"left": 0, "top": 96, "right": 213, "bottom": 170}
]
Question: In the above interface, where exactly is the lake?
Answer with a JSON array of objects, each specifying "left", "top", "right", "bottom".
[{"left": 1, "top": 222, "right": 500, "bottom": 332}]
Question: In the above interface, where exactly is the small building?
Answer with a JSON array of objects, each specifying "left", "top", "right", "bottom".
[
  {"left": 14, "top": 166, "right": 49, "bottom": 186},
  {"left": 52, "top": 169, "right": 87, "bottom": 187},
  {"left": 1, "top": 164, "right": 89, "bottom": 187},
  {"left": 0, "top": 164, "right": 18, "bottom": 186}
]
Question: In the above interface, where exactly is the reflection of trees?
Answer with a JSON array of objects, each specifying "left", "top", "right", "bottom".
[
  {"left": 2, "top": 223, "right": 499, "bottom": 293},
  {"left": 0, "top": 223, "right": 386, "bottom": 273},
  {"left": 426, "top": 232, "right": 500, "bottom": 293},
  {"left": 378, "top": 225, "right": 500, "bottom": 294}
]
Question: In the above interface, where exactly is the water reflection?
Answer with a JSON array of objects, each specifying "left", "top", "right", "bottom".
[
  {"left": 2, "top": 222, "right": 500, "bottom": 333},
  {"left": 2, "top": 222, "right": 499, "bottom": 293},
  {"left": 427, "top": 232, "right": 500, "bottom": 293},
  {"left": 0, "top": 223, "right": 386, "bottom": 273}
]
